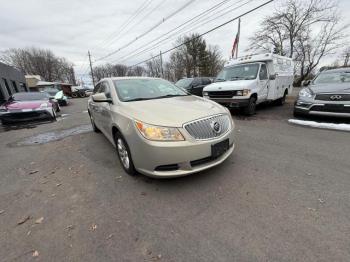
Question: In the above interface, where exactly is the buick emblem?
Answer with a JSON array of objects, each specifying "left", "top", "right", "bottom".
[
  {"left": 330, "top": 95, "right": 342, "bottom": 100},
  {"left": 211, "top": 121, "right": 221, "bottom": 134}
]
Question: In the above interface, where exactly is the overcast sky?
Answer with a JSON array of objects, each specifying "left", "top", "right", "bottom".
[{"left": 1, "top": 0, "right": 349, "bottom": 80}]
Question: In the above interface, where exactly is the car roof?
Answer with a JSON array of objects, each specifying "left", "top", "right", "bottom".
[
  {"left": 323, "top": 67, "right": 350, "bottom": 73},
  {"left": 101, "top": 76, "right": 163, "bottom": 81}
]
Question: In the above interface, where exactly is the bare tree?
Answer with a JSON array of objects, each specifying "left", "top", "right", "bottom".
[
  {"left": 145, "top": 56, "right": 162, "bottom": 78},
  {"left": 1, "top": 47, "right": 76, "bottom": 83},
  {"left": 248, "top": 0, "right": 349, "bottom": 85},
  {"left": 249, "top": 0, "right": 340, "bottom": 58},
  {"left": 127, "top": 66, "right": 145, "bottom": 76}
]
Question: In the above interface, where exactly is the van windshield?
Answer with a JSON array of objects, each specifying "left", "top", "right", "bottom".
[{"left": 216, "top": 64, "right": 259, "bottom": 82}]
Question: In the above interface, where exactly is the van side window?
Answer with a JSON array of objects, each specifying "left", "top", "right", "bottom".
[{"left": 259, "top": 64, "right": 268, "bottom": 80}]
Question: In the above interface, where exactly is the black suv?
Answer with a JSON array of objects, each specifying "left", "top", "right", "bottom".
[{"left": 175, "top": 77, "right": 212, "bottom": 96}]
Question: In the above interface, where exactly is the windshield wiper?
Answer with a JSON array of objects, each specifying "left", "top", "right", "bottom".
[
  {"left": 124, "top": 97, "right": 153, "bottom": 102},
  {"left": 152, "top": 94, "right": 189, "bottom": 99},
  {"left": 215, "top": 78, "right": 226, "bottom": 82}
]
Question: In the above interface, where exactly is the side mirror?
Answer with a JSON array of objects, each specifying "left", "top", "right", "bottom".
[
  {"left": 269, "top": 74, "right": 276, "bottom": 80},
  {"left": 92, "top": 93, "right": 112, "bottom": 103},
  {"left": 302, "top": 80, "right": 311, "bottom": 87}
]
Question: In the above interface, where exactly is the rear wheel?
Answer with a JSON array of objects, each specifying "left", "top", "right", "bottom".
[
  {"left": 114, "top": 132, "right": 136, "bottom": 176},
  {"left": 276, "top": 91, "right": 287, "bottom": 106},
  {"left": 243, "top": 96, "right": 257, "bottom": 116}
]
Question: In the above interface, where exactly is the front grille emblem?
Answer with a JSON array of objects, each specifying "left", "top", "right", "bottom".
[
  {"left": 211, "top": 121, "right": 221, "bottom": 134},
  {"left": 330, "top": 95, "right": 342, "bottom": 100}
]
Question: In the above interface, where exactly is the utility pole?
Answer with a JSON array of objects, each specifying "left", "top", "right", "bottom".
[
  {"left": 159, "top": 51, "right": 164, "bottom": 78},
  {"left": 88, "top": 51, "right": 96, "bottom": 87}
]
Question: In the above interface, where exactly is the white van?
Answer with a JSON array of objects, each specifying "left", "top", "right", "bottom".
[{"left": 203, "top": 53, "right": 294, "bottom": 115}]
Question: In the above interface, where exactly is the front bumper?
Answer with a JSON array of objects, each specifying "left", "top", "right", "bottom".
[
  {"left": 294, "top": 99, "right": 350, "bottom": 118},
  {"left": 0, "top": 108, "right": 54, "bottom": 123},
  {"left": 129, "top": 127, "right": 235, "bottom": 178},
  {"left": 204, "top": 96, "right": 249, "bottom": 108}
]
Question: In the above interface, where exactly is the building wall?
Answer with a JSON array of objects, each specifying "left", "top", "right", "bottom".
[{"left": 0, "top": 62, "right": 27, "bottom": 103}]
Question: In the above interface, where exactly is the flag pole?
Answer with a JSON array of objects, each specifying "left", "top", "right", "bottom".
[{"left": 236, "top": 18, "right": 241, "bottom": 59}]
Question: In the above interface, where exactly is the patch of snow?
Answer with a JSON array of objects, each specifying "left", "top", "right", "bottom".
[{"left": 288, "top": 119, "right": 350, "bottom": 132}]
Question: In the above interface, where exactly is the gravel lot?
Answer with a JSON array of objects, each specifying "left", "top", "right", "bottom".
[{"left": 0, "top": 92, "right": 349, "bottom": 262}]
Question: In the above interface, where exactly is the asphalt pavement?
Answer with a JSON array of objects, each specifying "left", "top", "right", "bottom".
[{"left": 0, "top": 93, "right": 349, "bottom": 262}]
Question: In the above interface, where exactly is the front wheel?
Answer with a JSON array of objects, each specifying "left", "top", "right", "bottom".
[
  {"left": 89, "top": 112, "right": 100, "bottom": 133},
  {"left": 114, "top": 133, "right": 137, "bottom": 176},
  {"left": 243, "top": 97, "right": 257, "bottom": 116},
  {"left": 51, "top": 109, "right": 57, "bottom": 121}
]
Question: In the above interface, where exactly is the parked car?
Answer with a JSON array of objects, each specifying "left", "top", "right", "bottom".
[
  {"left": 0, "top": 92, "right": 59, "bottom": 124},
  {"left": 203, "top": 53, "right": 294, "bottom": 115},
  {"left": 88, "top": 77, "right": 235, "bottom": 178},
  {"left": 175, "top": 77, "right": 212, "bottom": 96},
  {"left": 39, "top": 87, "right": 69, "bottom": 106},
  {"left": 294, "top": 67, "right": 350, "bottom": 118}
]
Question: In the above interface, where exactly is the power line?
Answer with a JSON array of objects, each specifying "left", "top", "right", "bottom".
[
  {"left": 96, "top": 0, "right": 198, "bottom": 61},
  {"left": 97, "top": 0, "right": 154, "bottom": 50},
  {"left": 114, "top": 0, "right": 255, "bottom": 64},
  {"left": 129, "top": 0, "right": 275, "bottom": 68}
]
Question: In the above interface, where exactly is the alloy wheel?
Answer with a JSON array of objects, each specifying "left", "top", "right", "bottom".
[{"left": 117, "top": 138, "right": 130, "bottom": 170}]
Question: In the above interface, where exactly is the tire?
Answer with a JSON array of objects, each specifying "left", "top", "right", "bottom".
[
  {"left": 51, "top": 109, "right": 57, "bottom": 121},
  {"left": 293, "top": 110, "right": 304, "bottom": 118},
  {"left": 71, "top": 93, "right": 78, "bottom": 98},
  {"left": 243, "top": 96, "right": 257, "bottom": 116},
  {"left": 79, "top": 92, "right": 86, "bottom": 98},
  {"left": 276, "top": 91, "right": 287, "bottom": 106},
  {"left": 114, "top": 132, "right": 137, "bottom": 176},
  {"left": 89, "top": 112, "right": 100, "bottom": 133}
]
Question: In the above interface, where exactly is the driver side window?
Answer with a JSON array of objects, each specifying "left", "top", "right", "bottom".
[{"left": 259, "top": 64, "right": 268, "bottom": 80}]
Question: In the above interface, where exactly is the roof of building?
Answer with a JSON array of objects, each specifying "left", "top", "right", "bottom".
[{"left": 25, "top": 75, "right": 42, "bottom": 81}]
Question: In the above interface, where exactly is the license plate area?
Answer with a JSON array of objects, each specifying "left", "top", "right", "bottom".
[{"left": 211, "top": 139, "right": 229, "bottom": 159}]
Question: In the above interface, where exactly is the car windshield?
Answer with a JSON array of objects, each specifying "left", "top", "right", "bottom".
[
  {"left": 175, "top": 78, "right": 193, "bottom": 89},
  {"left": 40, "top": 87, "right": 59, "bottom": 96},
  {"left": 313, "top": 71, "right": 350, "bottom": 84},
  {"left": 113, "top": 78, "right": 189, "bottom": 102},
  {"left": 12, "top": 92, "right": 49, "bottom": 101},
  {"left": 216, "top": 64, "right": 260, "bottom": 81}
]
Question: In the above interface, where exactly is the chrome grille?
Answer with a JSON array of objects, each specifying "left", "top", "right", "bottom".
[
  {"left": 315, "top": 93, "right": 350, "bottom": 101},
  {"left": 184, "top": 114, "right": 231, "bottom": 140}
]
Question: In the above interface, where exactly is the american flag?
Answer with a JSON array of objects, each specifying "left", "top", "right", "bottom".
[{"left": 231, "top": 18, "right": 241, "bottom": 59}]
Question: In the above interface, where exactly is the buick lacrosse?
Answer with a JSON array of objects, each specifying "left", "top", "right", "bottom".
[{"left": 88, "top": 77, "right": 235, "bottom": 178}]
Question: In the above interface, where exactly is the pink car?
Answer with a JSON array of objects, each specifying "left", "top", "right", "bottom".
[{"left": 0, "top": 92, "right": 59, "bottom": 124}]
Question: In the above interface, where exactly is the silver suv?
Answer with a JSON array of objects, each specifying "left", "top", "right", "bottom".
[
  {"left": 88, "top": 77, "right": 235, "bottom": 178},
  {"left": 294, "top": 68, "right": 350, "bottom": 118}
]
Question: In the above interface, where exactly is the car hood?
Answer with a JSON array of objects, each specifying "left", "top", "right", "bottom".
[
  {"left": 4, "top": 100, "right": 48, "bottom": 110},
  {"left": 204, "top": 80, "right": 256, "bottom": 91},
  {"left": 310, "top": 83, "right": 350, "bottom": 94},
  {"left": 118, "top": 95, "right": 227, "bottom": 127}
]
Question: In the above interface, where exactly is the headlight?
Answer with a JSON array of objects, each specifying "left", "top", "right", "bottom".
[
  {"left": 203, "top": 91, "right": 208, "bottom": 96},
  {"left": 299, "top": 88, "right": 313, "bottom": 98},
  {"left": 0, "top": 107, "right": 7, "bottom": 112},
  {"left": 236, "top": 89, "right": 250, "bottom": 96},
  {"left": 40, "top": 103, "right": 49, "bottom": 108},
  {"left": 135, "top": 121, "right": 184, "bottom": 141}
]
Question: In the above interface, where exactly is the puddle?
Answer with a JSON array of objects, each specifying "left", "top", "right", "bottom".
[{"left": 12, "top": 124, "right": 93, "bottom": 146}]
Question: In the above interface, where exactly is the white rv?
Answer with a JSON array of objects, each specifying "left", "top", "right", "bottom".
[{"left": 203, "top": 53, "right": 294, "bottom": 115}]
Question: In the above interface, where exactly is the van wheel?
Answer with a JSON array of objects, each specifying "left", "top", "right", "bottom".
[
  {"left": 243, "top": 97, "right": 257, "bottom": 116},
  {"left": 276, "top": 91, "right": 287, "bottom": 106},
  {"left": 114, "top": 132, "right": 137, "bottom": 176}
]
